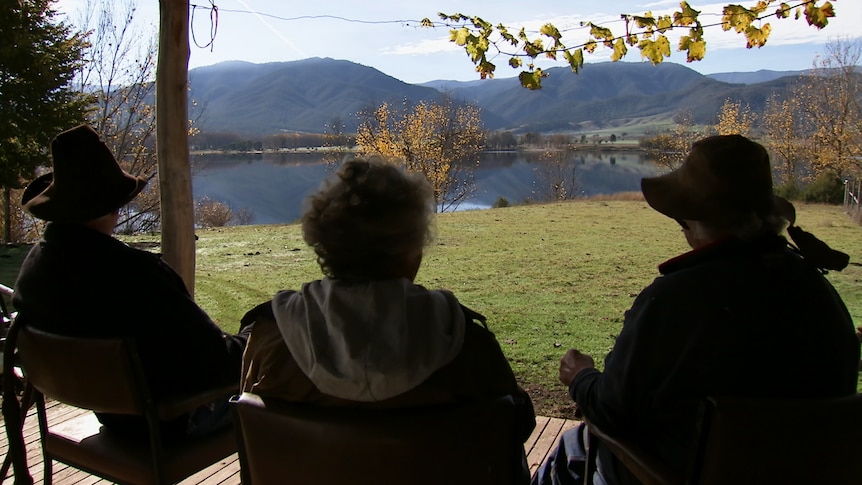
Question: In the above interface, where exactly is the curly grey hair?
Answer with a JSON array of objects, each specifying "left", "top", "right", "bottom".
[{"left": 301, "top": 157, "right": 435, "bottom": 280}]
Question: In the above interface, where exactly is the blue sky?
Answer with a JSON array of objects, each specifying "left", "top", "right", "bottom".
[{"left": 54, "top": 0, "right": 861, "bottom": 84}]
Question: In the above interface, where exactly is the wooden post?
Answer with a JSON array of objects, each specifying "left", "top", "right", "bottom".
[{"left": 156, "top": 0, "right": 195, "bottom": 294}]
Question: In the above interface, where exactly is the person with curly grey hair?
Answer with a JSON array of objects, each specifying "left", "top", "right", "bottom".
[
  {"left": 302, "top": 157, "right": 434, "bottom": 283},
  {"left": 240, "top": 158, "right": 536, "bottom": 482}
]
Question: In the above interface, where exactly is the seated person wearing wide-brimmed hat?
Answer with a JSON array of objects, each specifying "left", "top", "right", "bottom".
[
  {"left": 534, "top": 134, "right": 859, "bottom": 485},
  {"left": 12, "top": 124, "right": 251, "bottom": 441}
]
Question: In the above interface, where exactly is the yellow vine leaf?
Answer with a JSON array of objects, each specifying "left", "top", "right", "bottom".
[
  {"left": 540, "top": 23, "right": 562, "bottom": 41},
  {"left": 611, "top": 38, "right": 628, "bottom": 61},
  {"left": 745, "top": 24, "right": 771, "bottom": 48},
  {"left": 722, "top": 5, "right": 755, "bottom": 33},
  {"left": 476, "top": 60, "right": 495, "bottom": 79},
  {"left": 588, "top": 23, "right": 614, "bottom": 42},
  {"left": 450, "top": 28, "right": 471, "bottom": 46},
  {"left": 518, "top": 69, "right": 546, "bottom": 90},
  {"left": 805, "top": 2, "right": 834, "bottom": 29},
  {"left": 632, "top": 14, "right": 656, "bottom": 29},
  {"left": 679, "top": 36, "right": 706, "bottom": 61},
  {"left": 639, "top": 36, "right": 671, "bottom": 64},
  {"left": 674, "top": 2, "right": 701, "bottom": 26},
  {"left": 564, "top": 48, "right": 584, "bottom": 73},
  {"left": 656, "top": 16, "right": 674, "bottom": 33}
]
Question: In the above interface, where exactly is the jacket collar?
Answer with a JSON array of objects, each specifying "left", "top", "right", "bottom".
[{"left": 658, "top": 234, "right": 788, "bottom": 275}]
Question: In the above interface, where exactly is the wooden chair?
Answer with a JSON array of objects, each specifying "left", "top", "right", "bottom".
[
  {"left": 585, "top": 394, "right": 862, "bottom": 485},
  {"left": 9, "top": 320, "right": 238, "bottom": 485},
  {"left": 230, "top": 392, "right": 525, "bottom": 485}
]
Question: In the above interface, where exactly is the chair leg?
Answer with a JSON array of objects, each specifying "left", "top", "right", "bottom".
[
  {"left": 0, "top": 379, "right": 35, "bottom": 479},
  {"left": 43, "top": 457, "right": 52, "bottom": 485},
  {"left": 584, "top": 424, "right": 599, "bottom": 483}
]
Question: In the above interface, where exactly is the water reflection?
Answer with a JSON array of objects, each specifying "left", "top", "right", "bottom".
[{"left": 191, "top": 150, "right": 660, "bottom": 225}]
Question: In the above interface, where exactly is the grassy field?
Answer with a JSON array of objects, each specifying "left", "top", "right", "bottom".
[{"left": 3, "top": 200, "right": 861, "bottom": 416}]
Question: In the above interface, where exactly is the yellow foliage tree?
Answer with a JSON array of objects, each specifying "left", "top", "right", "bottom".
[
  {"left": 762, "top": 92, "right": 813, "bottom": 190},
  {"left": 799, "top": 39, "right": 862, "bottom": 179},
  {"left": 715, "top": 98, "right": 756, "bottom": 136},
  {"left": 355, "top": 96, "right": 484, "bottom": 212},
  {"left": 640, "top": 109, "right": 703, "bottom": 170}
]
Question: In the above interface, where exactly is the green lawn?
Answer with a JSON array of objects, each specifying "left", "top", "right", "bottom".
[{"left": 4, "top": 200, "right": 861, "bottom": 416}]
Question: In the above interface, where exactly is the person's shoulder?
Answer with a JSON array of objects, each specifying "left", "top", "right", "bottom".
[
  {"left": 241, "top": 298, "right": 278, "bottom": 327},
  {"left": 460, "top": 304, "right": 488, "bottom": 329},
  {"left": 458, "top": 304, "right": 506, "bottom": 348}
]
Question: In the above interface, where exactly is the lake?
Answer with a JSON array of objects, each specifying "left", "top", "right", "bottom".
[{"left": 191, "top": 150, "right": 661, "bottom": 225}]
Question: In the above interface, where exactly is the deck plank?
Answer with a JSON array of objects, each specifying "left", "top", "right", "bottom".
[{"left": 2, "top": 399, "right": 575, "bottom": 484}]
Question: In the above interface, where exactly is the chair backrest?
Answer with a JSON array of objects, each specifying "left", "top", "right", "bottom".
[
  {"left": 692, "top": 395, "right": 862, "bottom": 485},
  {"left": 15, "top": 324, "right": 148, "bottom": 415},
  {"left": 231, "top": 392, "right": 520, "bottom": 485}
]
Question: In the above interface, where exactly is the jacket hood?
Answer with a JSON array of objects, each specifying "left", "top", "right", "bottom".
[{"left": 272, "top": 278, "right": 466, "bottom": 401}]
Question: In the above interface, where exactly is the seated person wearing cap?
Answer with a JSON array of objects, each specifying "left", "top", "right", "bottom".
[
  {"left": 534, "top": 135, "right": 859, "bottom": 485},
  {"left": 240, "top": 158, "right": 536, "bottom": 483},
  {"left": 12, "top": 124, "right": 251, "bottom": 441}
]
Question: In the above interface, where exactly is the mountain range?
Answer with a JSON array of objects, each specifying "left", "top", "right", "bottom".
[{"left": 186, "top": 57, "right": 812, "bottom": 136}]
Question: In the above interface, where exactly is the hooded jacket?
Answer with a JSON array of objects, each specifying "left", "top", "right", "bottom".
[{"left": 241, "top": 277, "right": 535, "bottom": 440}]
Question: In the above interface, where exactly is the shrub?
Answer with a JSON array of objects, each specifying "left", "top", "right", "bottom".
[
  {"left": 195, "top": 196, "right": 233, "bottom": 228},
  {"left": 492, "top": 197, "right": 510, "bottom": 208},
  {"left": 799, "top": 174, "right": 845, "bottom": 204},
  {"left": 774, "top": 182, "right": 802, "bottom": 201}
]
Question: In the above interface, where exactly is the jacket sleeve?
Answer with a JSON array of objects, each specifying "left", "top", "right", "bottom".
[
  {"left": 130, "top": 250, "right": 248, "bottom": 395},
  {"left": 459, "top": 312, "right": 537, "bottom": 444},
  {"left": 569, "top": 286, "right": 665, "bottom": 435}
]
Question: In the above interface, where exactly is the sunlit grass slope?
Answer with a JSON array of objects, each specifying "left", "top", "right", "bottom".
[{"left": 124, "top": 200, "right": 862, "bottom": 412}]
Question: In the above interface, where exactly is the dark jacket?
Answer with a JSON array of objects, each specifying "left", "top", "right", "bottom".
[
  {"left": 570, "top": 235, "right": 859, "bottom": 485},
  {"left": 13, "top": 223, "right": 248, "bottom": 435},
  {"left": 241, "top": 295, "right": 536, "bottom": 483}
]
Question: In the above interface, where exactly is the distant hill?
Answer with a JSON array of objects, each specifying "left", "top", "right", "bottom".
[
  {"left": 188, "top": 58, "right": 443, "bottom": 136},
  {"left": 705, "top": 69, "right": 809, "bottom": 84},
  {"left": 187, "top": 58, "right": 808, "bottom": 136}
]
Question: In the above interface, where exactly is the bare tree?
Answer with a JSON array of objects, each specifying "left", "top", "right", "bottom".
[
  {"left": 533, "top": 148, "right": 579, "bottom": 202},
  {"left": 322, "top": 115, "right": 351, "bottom": 171},
  {"left": 194, "top": 196, "right": 255, "bottom": 227},
  {"left": 73, "top": 0, "right": 160, "bottom": 233}
]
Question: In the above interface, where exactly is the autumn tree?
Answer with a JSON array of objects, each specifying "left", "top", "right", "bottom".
[
  {"left": 72, "top": 0, "right": 161, "bottom": 234},
  {"left": 715, "top": 98, "right": 756, "bottom": 136},
  {"left": 427, "top": 1, "right": 838, "bottom": 89},
  {"left": 355, "top": 95, "right": 484, "bottom": 212},
  {"left": 639, "top": 109, "right": 702, "bottom": 170},
  {"left": 761, "top": 91, "right": 813, "bottom": 192},
  {"left": 0, "top": 0, "right": 90, "bottom": 242},
  {"left": 797, "top": 38, "right": 862, "bottom": 180}
]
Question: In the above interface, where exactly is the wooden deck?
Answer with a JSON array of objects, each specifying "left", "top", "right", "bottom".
[{"left": 1, "top": 399, "right": 578, "bottom": 484}]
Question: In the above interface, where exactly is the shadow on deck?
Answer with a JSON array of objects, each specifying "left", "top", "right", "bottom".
[{"left": 1, "top": 399, "right": 578, "bottom": 484}]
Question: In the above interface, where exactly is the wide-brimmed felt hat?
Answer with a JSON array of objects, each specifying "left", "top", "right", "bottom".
[
  {"left": 641, "top": 134, "right": 850, "bottom": 270},
  {"left": 21, "top": 124, "right": 148, "bottom": 223},
  {"left": 641, "top": 134, "right": 793, "bottom": 224}
]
